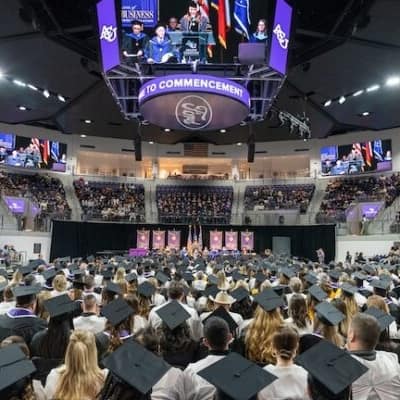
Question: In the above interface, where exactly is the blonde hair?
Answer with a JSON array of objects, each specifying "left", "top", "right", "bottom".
[
  {"left": 313, "top": 316, "right": 344, "bottom": 348},
  {"left": 340, "top": 292, "right": 359, "bottom": 320},
  {"left": 114, "top": 267, "right": 128, "bottom": 294},
  {"left": 53, "top": 274, "right": 67, "bottom": 292},
  {"left": 245, "top": 306, "right": 284, "bottom": 364},
  {"left": 289, "top": 277, "right": 303, "bottom": 294},
  {"left": 10, "top": 270, "right": 23, "bottom": 286},
  {"left": 233, "top": 280, "right": 249, "bottom": 291},
  {"left": 367, "top": 294, "right": 390, "bottom": 314},
  {"left": 54, "top": 330, "right": 104, "bottom": 400},
  {"left": 36, "top": 291, "right": 52, "bottom": 320}
]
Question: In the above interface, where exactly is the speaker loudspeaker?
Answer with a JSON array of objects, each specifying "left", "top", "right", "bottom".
[
  {"left": 134, "top": 137, "right": 142, "bottom": 161},
  {"left": 248, "top": 142, "right": 255, "bottom": 163}
]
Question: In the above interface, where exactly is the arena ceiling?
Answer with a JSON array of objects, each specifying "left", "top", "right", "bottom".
[{"left": 0, "top": 0, "right": 399, "bottom": 145}]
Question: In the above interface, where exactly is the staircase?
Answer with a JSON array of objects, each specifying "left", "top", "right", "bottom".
[
  {"left": 58, "top": 175, "right": 82, "bottom": 221},
  {"left": 231, "top": 183, "right": 243, "bottom": 225},
  {"left": 299, "top": 179, "right": 328, "bottom": 224}
]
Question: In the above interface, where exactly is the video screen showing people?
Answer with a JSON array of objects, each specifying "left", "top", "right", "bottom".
[
  {"left": 120, "top": 0, "right": 270, "bottom": 64},
  {"left": 0, "top": 133, "right": 67, "bottom": 172},
  {"left": 320, "top": 139, "right": 392, "bottom": 176}
]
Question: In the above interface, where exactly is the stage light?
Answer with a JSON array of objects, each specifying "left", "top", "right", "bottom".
[
  {"left": 361, "top": 111, "right": 371, "bottom": 116},
  {"left": 0, "top": 71, "right": 4, "bottom": 79},
  {"left": 323, "top": 100, "right": 332, "bottom": 107},
  {"left": 236, "top": 142, "right": 242, "bottom": 146},
  {"left": 84, "top": 119, "right": 92, "bottom": 124},
  {"left": 220, "top": 129, "right": 226, "bottom": 133},
  {"left": 13, "top": 79, "right": 26, "bottom": 87},
  {"left": 338, "top": 96, "right": 346, "bottom": 104},
  {"left": 80, "top": 134, "right": 87, "bottom": 138},
  {"left": 163, "top": 128, "right": 171, "bottom": 132},
  {"left": 18, "top": 105, "right": 28, "bottom": 111},
  {"left": 148, "top": 141, "right": 154, "bottom": 144},
  {"left": 386, "top": 76, "right": 400, "bottom": 87},
  {"left": 57, "top": 94, "right": 66, "bottom": 102},
  {"left": 352, "top": 90, "right": 364, "bottom": 97},
  {"left": 366, "top": 84, "right": 380, "bottom": 92},
  {"left": 43, "top": 89, "right": 50, "bottom": 98},
  {"left": 27, "top": 84, "right": 38, "bottom": 91}
]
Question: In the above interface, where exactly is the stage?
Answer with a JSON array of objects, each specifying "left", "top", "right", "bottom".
[{"left": 50, "top": 220, "right": 336, "bottom": 262}]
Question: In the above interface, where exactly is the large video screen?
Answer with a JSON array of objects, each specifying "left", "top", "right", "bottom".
[
  {"left": 0, "top": 134, "right": 67, "bottom": 172},
  {"left": 120, "top": 0, "right": 271, "bottom": 63},
  {"left": 321, "top": 139, "right": 392, "bottom": 176}
]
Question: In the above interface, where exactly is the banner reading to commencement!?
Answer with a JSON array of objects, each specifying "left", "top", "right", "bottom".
[
  {"left": 167, "top": 230, "right": 181, "bottom": 250},
  {"left": 210, "top": 230, "right": 223, "bottom": 250},
  {"left": 121, "top": 0, "right": 158, "bottom": 28},
  {"left": 137, "top": 229, "right": 150, "bottom": 249},
  {"left": 152, "top": 230, "right": 165, "bottom": 249},
  {"left": 139, "top": 74, "right": 251, "bottom": 131}
]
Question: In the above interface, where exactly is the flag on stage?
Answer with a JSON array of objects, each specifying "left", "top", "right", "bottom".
[
  {"left": 51, "top": 141, "right": 60, "bottom": 162},
  {"left": 198, "top": 224, "right": 203, "bottom": 249},
  {"left": 363, "top": 141, "right": 373, "bottom": 167},
  {"left": 137, "top": 229, "right": 150, "bottom": 249},
  {"left": 187, "top": 225, "right": 193, "bottom": 251},
  {"left": 373, "top": 140, "right": 384, "bottom": 162},
  {"left": 152, "top": 230, "right": 165, "bottom": 249},
  {"left": 167, "top": 230, "right": 181, "bottom": 250},
  {"left": 198, "top": 0, "right": 213, "bottom": 56},
  {"left": 211, "top": 0, "right": 231, "bottom": 48},
  {"left": 41, "top": 140, "right": 50, "bottom": 165},
  {"left": 233, "top": 0, "right": 250, "bottom": 39},
  {"left": 210, "top": 230, "right": 223, "bottom": 250},
  {"left": 241, "top": 231, "right": 254, "bottom": 251},
  {"left": 225, "top": 231, "right": 238, "bottom": 250}
]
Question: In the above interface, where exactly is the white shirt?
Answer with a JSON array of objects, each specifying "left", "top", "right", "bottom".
[
  {"left": 133, "top": 314, "right": 149, "bottom": 334},
  {"left": 258, "top": 364, "right": 310, "bottom": 400},
  {"left": 183, "top": 354, "right": 226, "bottom": 400},
  {"left": 82, "top": 290, "right": 102, "bottom": 305},
  {"left": 149, "top": 300, "right": 202, "bottom": 341},
  {"left": 152, "top": 292, "right": 167, "bottom": 307},
  {"left": 284, "top": 317, "right": 313, "bottom": 335},
  {"left": 351, "top": 350, "right": 400, "bottom": 400},
  {"left": 73, "top": 313, "right": 106, "bottom": 334},
  {"left": 152, "top": 367, "right": 185, "bottom": 400},
  {"left": 0, "top": 300, "right": 16, "bottom": 315}
]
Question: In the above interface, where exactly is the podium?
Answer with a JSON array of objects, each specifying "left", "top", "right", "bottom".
[{"left": 167, "top": 31, "right": 216, "bottom": 62}]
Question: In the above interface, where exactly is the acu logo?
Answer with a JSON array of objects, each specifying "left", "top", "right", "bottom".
[
  {"left": 100, "top": 25, "right": 117, "bottom": 43},
  {"left": 175, "top": 95, "right": 213, "bottom": 130},
  {"left": 273, "top": 24, "right": 289, "bottom": 49}
]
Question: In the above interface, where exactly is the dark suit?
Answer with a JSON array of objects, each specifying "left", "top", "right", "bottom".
[{"left": 179, "top": 15, "right": 208, "bottom": 32}]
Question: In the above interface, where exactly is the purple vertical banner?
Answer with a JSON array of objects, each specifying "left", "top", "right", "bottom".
[
  {"left": 137, "top": 229, "right": 150, "bottom": 249},
  {"left": 167, "top": 230, "right": 181, "bottom": 250},
  {"left": 152, "top": 230, "right": 166, "bottom": 249},
  {"left": 96, "top": 0, "right": 120, "bottom": 72},
  {"left": 210, "top": 231, "right": 223, "bottom": 250},
  {"left": 225, "top": 231, "right": 238, "bottom": 250},
  {"left": 269, "top": 0, "right": 293, "bottom": 75},
  {"left": 241, "top": 231, "right": 254, "bottom": 251}
]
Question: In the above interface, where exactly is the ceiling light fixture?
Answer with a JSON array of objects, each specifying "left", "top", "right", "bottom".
[
  {"left": 338, "top": 96, "right": 346, "bottom": 104},
  {"left": 149, "top": 141, "right": 154, "bottom": 144},
  {"left": 80, "top": 134, "right": 87, "bottom": 138},
  {"left": 323, "top": 100, "right": 332, "bottom": 107},
  {"left": 352, "top": 90, "right": 364, "bottom": 97},
  {"left": 84, "top": 119, "right": 92, "bottom": 124},
  {"left": 163, "top": 128, "right": 171, "bottom": 132},
  {"left": 13, "top": 79, "right": 26, "bottom": 87},
  {"left": 361, "top": 111, "right": 371, "bottom": 116},
  {"left": 366, "top": 84, "right": 380, "bottom": 92},
  {"left": 0, "top": 71, "right": 4, "bottom": 79},
  {"left": 18, "top": 105, "right": 28, "bottom": 111},
  {"left": 43, "top": 89, "right": 50, "bottom": 98},
  {"left": 386, "top": 76, "right": 400, "bottom": 87},
  {"left": 236, "top": 142, "right": 242, "bottom": 146},
  {"left": 220, "top": 129, "right": 226, "bottom": 133},
  {"left": 27, "top": 84, "right": 38, "bottom": 91},
  {"left": 57, "top": 94, "right": 66, "bottom": 102}
]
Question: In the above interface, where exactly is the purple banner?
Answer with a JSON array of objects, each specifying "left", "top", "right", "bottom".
[
  {"left": 137, "top": 229, "right": 150, "bottom": 249},
  {"left": 97, "top": 0, "right": 120, "bottom": 72},
  {"left": 167, "top": 230, "right": 181, "bottom": 250},
  {"left": 225, "top": 231, "right": 238, "bottom": 251},
  {"left": 269, "top": 0, "right": 293, "bottom": 75},
  {"left": 210, "top": 231, "right": 223, "bottom": 250},
  {"left": 4, "top": 197, "right": 25, "bottom": 214},
  {"left": 152, "top": 230, "right": 166, "bottom": 249},
  {"left": 241, "top": 231, "right": 254, "bottom": 251}
]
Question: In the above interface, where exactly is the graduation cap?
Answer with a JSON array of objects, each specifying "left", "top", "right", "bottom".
[
  {"left": 364, "top": 307, "right": 395, "bottom": 332},
  {"left": 126, "top": 272, "right": 138, "bottom": 283},
  {"left": 295, "top": 340, "right": 368, "bottom": 396},
  {"left": 198, "top": 352, "right": 277, "bottom": 400},
  {"left": 363, "top": 265, "right": 375, "bottom": 275},
  {"left": 254, "top": 288, "right": 284, "bottom": 312},
  {"left": 28, "top": 259, "right": 45, "bottom": 269},
  {"left": 203, "top": 284, "right": 219, "bottom": 298},
  {"left": 230, "top": 287, "right": 250, "bottom": 302},
  {"left": 232, "top": 270, "right": 245, "bottom": 281},
  {"left": 353, "top": 272, "right": 367, "bottom": 282},
  {"left": 182, "top": 272, "right": 194, "bottom": 283},
  {"left": 42, "top": 269, "right": 57, "bottom": 282},
  {"left": 105, "top": 282, "right": 122, "bottom": 295},
  {"left": 102, "top": 340, "right": 170, "bottom": 395},
  {"left": 138, "top": 281, "right": 156, "bottom": 298},
  {"left": 308, "top": 284, "right": 328, "bottom": 302},
  {"left": 328, "top": 270, "right": 341, "bottom": 281},
  {"left": 72, "top": 280, "right": 85, "bottom": 290},
  {"left": 340, "top": 282, "right": 357, "bottom": 295},
  {"left": 281, "top": 267, "right": 295, "bottom": 279},
  {"left": 255, "top": 271, "right": 267, "bottom": 283},
  {"left": 0, "top": 344, "right": 36, "bottom": 391},
  {"left": 18, "top": 266, "right": 33, "bottom": 277},
  {"left": 43, "top": 294, "right": 77, "bottom": 318},
  {"left": 315, "top": 302, "right": 345, "bottom": 326},
  {"left": 304, "top": 273, "right": 318, "bottom": 285},
  {"left": 86, "top": 255, "right": 95, "bottom": 263},
  {"left": 101, "top": 270, "right": 113, "bottom": 279},
  {"left": 370, "top": 279, "right": 390, "bottom": 291},
  {"left": 203, "top": 306, "right": 238, "bottom": 334},
  {"left": 57, "top": 257, "right": 71, "bottom": 263},
  {"left": 12, "top": 285, "right": 41, "bottom": 299},
  {"left": 273, "top": 285, "right": 288, "bottom": 297},
  {"left": 156, "top": 300, "right": 191, "bottom": 330},
  {"left": 101, "top": 298, "right": 133, "bottom": 326},
  {"left": 208, "top": 275, "right": 218, "bottom": 285}
]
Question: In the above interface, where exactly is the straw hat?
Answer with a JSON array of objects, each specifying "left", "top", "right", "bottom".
[{"left": 209, "top": 290, "right": 236, "bottom": 305}]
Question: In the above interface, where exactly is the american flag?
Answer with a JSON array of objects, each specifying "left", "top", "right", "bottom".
[
  {"left": 197, "top": 0, "right": 214, "bottom": 56},
  {"left": 211, "top": 0, "right": 231, "bottom": 49}
]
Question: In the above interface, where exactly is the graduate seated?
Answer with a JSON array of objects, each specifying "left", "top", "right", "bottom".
[
  {"left": 147, "top": 24, "right": 177, "bottom": 64},
  {"left": 122, "top": 20, "right": 149, "bottom": 59}
]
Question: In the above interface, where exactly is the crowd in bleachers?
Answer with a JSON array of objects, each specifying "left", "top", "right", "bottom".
[
  {"left": 0, "top": 171, "right": 71, "bottom": 221},
  {"left": 156, "top": 186, "right": 233, "bottom": 224},
  {"left": 244, "top": 184, "right": 315, "bottom": 214},
  {"left": 0, "top": 246, "right": 400, "bottom": 399},
  {"left": 317, "top": 174, "right": 400, "bottom": 223},
  {"left": 74, "top": 179, "right": 145, "bottom": 222}
]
